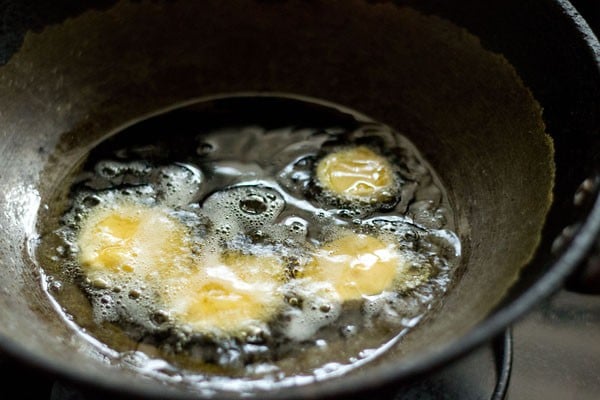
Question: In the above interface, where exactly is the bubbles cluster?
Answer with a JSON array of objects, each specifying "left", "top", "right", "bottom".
[{"left": 40, "top": 96, "right": 461, "bottom": 382}]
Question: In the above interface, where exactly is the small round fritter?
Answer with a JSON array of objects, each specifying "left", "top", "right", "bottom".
[
  {"left": 300, "top": 231, "right": 433, "bottom": 300},
  {"left": 315, "top": 146, "right": 399, "bottom": 205},
  {"left": 161, "top": 251, "right": 287, "bottom": 336},
  {"left": 77, "top": 202, "right": 193, "bottom": 284},
  {"left": 301, "top": 232, "right": 404, "bottom": 301}
]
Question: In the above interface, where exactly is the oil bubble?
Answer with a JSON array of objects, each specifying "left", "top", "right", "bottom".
[{"left": 239, "top": 194, "right": 269, "bottom": 215}]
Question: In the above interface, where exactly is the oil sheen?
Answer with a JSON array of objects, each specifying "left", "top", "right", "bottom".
[{"left": 37, "top": 95, "right": 462, "bottom": 391}]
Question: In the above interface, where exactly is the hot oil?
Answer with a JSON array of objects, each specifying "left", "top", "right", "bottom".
[{"left": 36, "top": 95, "right": 462, "bottom": 388}]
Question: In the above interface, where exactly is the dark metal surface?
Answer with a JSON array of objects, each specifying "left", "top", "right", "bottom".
[
  {"left": 0, "top": 0, "right": 598, "bottom": 399},
  {"left": 566, "top": 0, "right": 600, "bottom": 294},
  {"left": 507, "top": 290, "right": 600, "bottom": 400},
  {"left": 565, "top": 175, "right": 600, "bottom": 293}
]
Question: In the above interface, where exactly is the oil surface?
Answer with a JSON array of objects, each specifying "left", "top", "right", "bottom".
[{"left": 36, "top": 95, "right": 462, "bottom": 390}]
